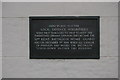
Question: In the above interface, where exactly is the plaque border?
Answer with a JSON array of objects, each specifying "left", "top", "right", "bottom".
[{"left": 29, "top": 16, "right": 100, "bottom": 59}]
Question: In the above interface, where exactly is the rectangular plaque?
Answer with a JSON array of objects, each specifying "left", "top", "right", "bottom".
[{"left": 29, "top": 16, "right": 100, "bottom": 59}]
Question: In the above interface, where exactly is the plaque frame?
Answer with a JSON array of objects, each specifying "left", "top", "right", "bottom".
[{"left": 29, "top": 16, "right": 100, "bottom": 59}]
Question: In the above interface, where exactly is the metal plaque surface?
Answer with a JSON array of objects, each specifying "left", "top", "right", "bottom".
[{"left": 29, "top": 16, "right": 100, "bottom": 59}]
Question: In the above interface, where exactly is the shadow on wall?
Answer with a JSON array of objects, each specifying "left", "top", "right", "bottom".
[
  {"left": 1, "top": 78, "right": 119, "bottom": 80},
  {"left": 118, "top": 1, "right": 120, "bottom": 80}
]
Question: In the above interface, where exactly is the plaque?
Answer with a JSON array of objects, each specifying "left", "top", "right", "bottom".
[{"left": 29, "top": 16, "right": 100, "bottom": 59}]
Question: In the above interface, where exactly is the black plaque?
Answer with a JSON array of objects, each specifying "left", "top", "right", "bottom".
[{"left": 29, "top": 16, "right": 100, "bottom": 59}]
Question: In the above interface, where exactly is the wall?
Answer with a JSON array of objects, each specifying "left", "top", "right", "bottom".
[
  {"left": 0, "top": 0, "right": 2, "bottom": 79},
  {"left": 2, "top": 2, "right": 118, "bottom": 78},
  {"left": 1, "top": 0, "right": 120, "bottom": 2},
  {"left": 118, "top": 1, "right": 120, "bottom": 79}
]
